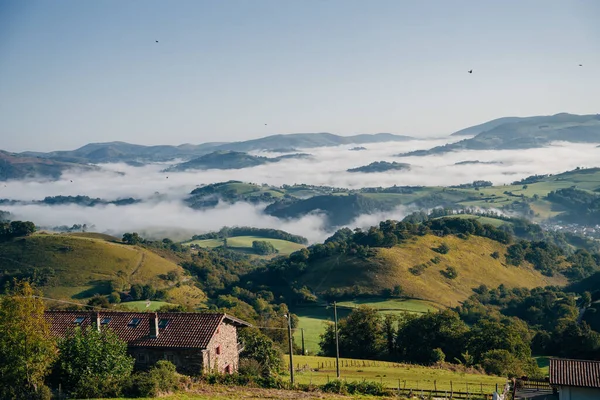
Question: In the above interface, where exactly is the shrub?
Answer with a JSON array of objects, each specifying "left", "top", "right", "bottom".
[
  {"left": 322, "top": 379, "right": 348, "bottom": 394},
  {"left": 434, "top": 243, "right": 450, "bottom": 254},
  {"left": 440, "top": 266, "right": 458, "bottom": 279},
  {"left": 125, "top": 361, "right": 179, "bottom": 397},
  {"left": 346, "top": 380, "right": 387, "bottom": 396},
  {"left": 432, "top": 347, "right": 446, "bottom": 363},
  {"left": 491, "top": 251, "right": 500, "bottom": 259},
  {"left": 239, "top": 358, "right": 264, "bottom": 377},
  {"left": 409, "top": 263, "right": 428, "bottom": 276}
]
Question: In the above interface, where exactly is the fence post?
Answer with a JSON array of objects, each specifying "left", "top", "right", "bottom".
[
  {"left": 434, "top": 380, "right": 437, "bottom": 392},
  {"left": 450, "top": 380, "right": 453, "bottom": 399}
]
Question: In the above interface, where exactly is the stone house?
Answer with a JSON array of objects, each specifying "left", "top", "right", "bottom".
[
  {"left": 549, "top": 358, "right": 600, "bottom": 400},
  {"left": 45, "top": 311, "right": 251, "bottom": 375}
]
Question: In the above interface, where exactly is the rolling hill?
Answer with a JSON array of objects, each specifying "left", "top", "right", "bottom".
[
  {"left": 167, "top": 151, "right": 310, "bottom": 171},
  {"left": 298, "top": 234, "right": 566, "bottom": 307},
  {"left": 0, "top": 150, "right": 96, "bottom": 181},
  {"left": 347, "top": 161, "right": 411, "bottom": 173},
  {"left": 183, "top": 235, "right": 306, "bottom": 256},
  {"left": 0, "top": 232, "right": 185, "bottom": 300},
  {"left": 17, "top": 133, "right": 414, "bottom": 164},
  {"left": 403, "top": 113, "right": 600, "bottom": 156}
]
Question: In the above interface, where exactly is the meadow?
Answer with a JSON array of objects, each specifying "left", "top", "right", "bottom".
[
  {"left": 119, "top": 300, "right": 175, "bottom": 311},
  {"left": 183, "top": 235, "right": 306, "bottom": 255},
  {"left": 293, "top": 298, "right": 439, "bottom": 354},
  {"left": 285, "top": 355, "right": 507, "bottom": 393}
]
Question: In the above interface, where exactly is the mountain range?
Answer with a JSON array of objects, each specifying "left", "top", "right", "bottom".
[
  {"left": 3, "top": 113, "right": 600, "bottom": 180},
  {"left": 403, "top": 113, "right": 600, "bottom": 156}
]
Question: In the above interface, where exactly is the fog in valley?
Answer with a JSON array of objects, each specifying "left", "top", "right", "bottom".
[{"left": 2, "top": 138, "right": 599, "bottom": 242}]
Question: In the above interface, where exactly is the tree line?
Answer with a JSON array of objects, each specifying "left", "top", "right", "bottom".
[{"left": 191, "top": 226, "right": 308, "bottom": 244}]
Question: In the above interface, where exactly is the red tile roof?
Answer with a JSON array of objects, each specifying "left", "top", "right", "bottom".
[
  {"left": 45, "top": 311, "right": 250, "bottom": 349},
  {"left": 549, "top": 358, "right": 600, "bottom": 388}
]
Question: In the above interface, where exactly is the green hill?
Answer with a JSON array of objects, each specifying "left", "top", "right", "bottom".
[
  {"left": 347, "top": 161, "right": 411, "bottom": 173},
  {"left": 168, "top": 151, "right": 310, "bottom": 171},
  {"left": 404, "top": 113, "right": 600, "bottom": 156},
  {"left": 0, "top": 150, "right": 96, "bottom": 181},
  {"left": 0, "top": 233, "right": 184, "bottom": 300},
  {"left": 300, "top": 234, "right": 565, "bottom": 307},
  {"left": 184, "top": 235, "right": 305, "bottom": 256}
]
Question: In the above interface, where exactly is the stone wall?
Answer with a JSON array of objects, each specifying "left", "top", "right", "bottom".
[
  {"left": 130, "top": 347, "right": 204, "bottom": 375},
  {"left": 204, "top": 322, "right": 239, "bottom": 373}
]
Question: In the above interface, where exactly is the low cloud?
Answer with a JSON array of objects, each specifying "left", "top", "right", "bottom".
[{"left": 1, "top": 139, "right": 599, "bottom": 242}]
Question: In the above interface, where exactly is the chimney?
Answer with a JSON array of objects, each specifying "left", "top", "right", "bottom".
[
  {"left": 96, "top": 312, "right": 101, "bottom": 332},
  {"left": 149, "top": 313, "right": 159, "bottom": 338}
]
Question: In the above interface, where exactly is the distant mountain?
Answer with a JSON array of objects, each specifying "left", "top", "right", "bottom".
[
  {"left": 167, "top": 151, "right": 311, "bottom": 171},
  {"left": 0, "top": 150, "right": 96, "bottom": 181},
  {"left": 347, "top": 161, "right": 411, "bottom": 173},
  {"left": 210, "top": 133, "right": 413, "bottom": 153},
  {"left": 402, "top": 113, "right": 600, "bottom": 156},
  {"left": 451, "top": 117, "right": 523, "bottom": 136},
  {"left": 18, "top": 133, "right": 414, "bottom": 164}
]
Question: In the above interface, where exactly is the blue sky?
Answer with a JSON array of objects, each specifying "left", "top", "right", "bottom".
[{"left": 1, "top": 0, "right": 599, "bottom": 151}]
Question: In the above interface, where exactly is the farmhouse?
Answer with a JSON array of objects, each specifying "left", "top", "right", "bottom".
[
  {"left": 549, "top": 358, "right": 600, "bottom": 400},
  {"left": 45, "top": 311, "right": 251, "bottom": 375}
]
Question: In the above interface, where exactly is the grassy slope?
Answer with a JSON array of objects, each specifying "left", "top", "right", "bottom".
[
  {"left": 301, "top": 235, "right": 566, "bottom": 308},
  {"left": 287, "top": 355, "right": 506, "bottom": 391},
  {"left": 184, "top": 236, "right": 306, "bottom": 255},
  {"left": 0, "top": 233, "right": 183, "bottom": 300}
]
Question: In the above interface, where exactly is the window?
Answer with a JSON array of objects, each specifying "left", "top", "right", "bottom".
[
  {"left": 100, "top": 317, "right": 111, "bottom": 325},
  {"left": 216, "top": 346, "right": 221, "bottom": 355},
  {"left": 128, "top": 318, "right": 141, "bottom": 327},
  {"left": 158, "top": 319, "right": 169, "bottom": 329},
  {"left": 136, "top": 353, "right": 147, "bottom": 363},
  {"left": 73, "top": 316, "right": 85, "bottom": 324},
  {"left": 225, "top": 365, "right": 231, "bottom": 374}
]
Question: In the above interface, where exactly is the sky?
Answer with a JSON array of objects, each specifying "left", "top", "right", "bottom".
[{"left": 1, "top": 0, "right": 599, "bottom": 152}]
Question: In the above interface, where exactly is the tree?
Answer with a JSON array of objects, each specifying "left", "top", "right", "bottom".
[
  {"left": 252, "top": 240, "right": 277, "bottom": 255},
  {"left": 87, "top": 294, "right": 110, "bottom": 308},
  {"left": 320, "top": 306, "right": 385, "bottom": 359},
  {"left": 54, "top": 326, "right": 134, "bottom": 398},
  {"left": 239, "top": 328, "right": 283, "bottom": 376},
  {"left": 0, "top": 281, "right": 57, "bottom": 399},
  {"left": 9, "top": 220, "right": 36, "bottom": 237},
  {"left": 122, "top": 232, "right": 142, "bottom": 245}
]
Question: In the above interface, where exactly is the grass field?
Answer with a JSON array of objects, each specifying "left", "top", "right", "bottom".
[
  {"left": 286, "top": 355, "right": 507, "bottom": 392},
  {"left": 534, "top": 356, "right": 550, "bottom": 376},
  {"left": 0, "top": 233, "right": 184, "bottom": 300},
  {"left": 293, "top": 299, "right": 439, "bottom": 354},
  {"left": 434, "top": 214, "right": 510, "bottom": 228},
  {"left": 184, "top": 235, "right": 306, "bottom": 256},
  {"left": 299, "top": 234, "right": 566, "bottom": 309},
  {"left": 119, "top": 300, "right": 175, "bottom": 311}
]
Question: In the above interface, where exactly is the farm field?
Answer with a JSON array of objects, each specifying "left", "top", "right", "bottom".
[
  {"left": 286, "top": 355, "right": 507, "bottom": 393},
  {"left": 183, "top": 235, "right": 306, "bottom": 255},
  {"left": 293, "top": 299, "right": 440, "bottom": 354}
]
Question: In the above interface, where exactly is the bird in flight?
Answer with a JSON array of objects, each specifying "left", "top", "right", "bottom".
[
  {"left": 155, "top": 40, "right": 159, "bottom": 43},
  {"left": 468, "top": 69, "right": 473, "bottom": 74},
  {"left": 579, "top": 64, "right": 583, "bottom": 67}
]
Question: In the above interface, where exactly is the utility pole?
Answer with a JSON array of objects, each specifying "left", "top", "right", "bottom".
[
  {"left": 285, "top": 314, "right": 295, "bottom": 385},
  {"left": 334, "top": 301, "right": 340, "bottom": 378},
  {"left": 301, "top": 328, "right": 305, "bottom": 355}
]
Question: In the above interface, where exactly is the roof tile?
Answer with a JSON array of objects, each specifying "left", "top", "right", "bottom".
[
  {"left": 45, "top": 311, "right": 248, "bottom": 349},
  {"left": 549, "top": 358, "right": 600, "bottom": 388}
]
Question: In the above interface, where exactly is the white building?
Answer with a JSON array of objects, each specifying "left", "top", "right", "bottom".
[{"left": 549, "top": 358, "right": 600, "bottom": 400}]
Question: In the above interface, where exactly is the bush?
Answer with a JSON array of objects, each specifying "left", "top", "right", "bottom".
[
  {"left": 491, "top": 251, "right": 500, "bottom": 259},
  {"left": 125, "top": 361, "right": 179, "bottom": 397},
  {"left": 432, "top": 347, "right": 446, "bottom": 363},
  {"left": 440, "top": 266, "right": 458, "bottom": 279},
  {"left": 434, "top": 243, "right": 450, "bottom": 254},
  {"left": 322, "top": 379, "right": 387, "bottom": 396},
  {"left": 238, "top": 358, "right": 264, "bottom": 377}
]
